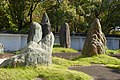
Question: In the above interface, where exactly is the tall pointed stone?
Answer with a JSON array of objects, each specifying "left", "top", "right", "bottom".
[
  {"left": 82, "top": 18, "right": 107, "bottom": 56},
  {"left": 41, "top": 13, "right": 51, "bottom": 38},
  {"left": 59, "top": 22, "right": 71, "bottom": 48}
]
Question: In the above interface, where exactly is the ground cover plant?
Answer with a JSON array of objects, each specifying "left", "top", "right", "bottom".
[
  {"left": 106, "top": 64, "right": 120, "bottom": 70},
  {"left": 72, "top": 54, "right": 120, "bottom": 65},
  {"left": 0, "top": 47, "right": 120, "bottom": 80},
  {"left": 107, "top": 49, "right": 120, "bottom": 54},
  {"left": 0, "top": 64, "right": 93, "bottom": 80},
  {"left": 52, "top": 45, "right": 79, "bottom": 53}
]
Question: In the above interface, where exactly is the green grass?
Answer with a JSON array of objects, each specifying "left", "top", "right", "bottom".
[
  {"left": 106, "top": 64, "right": 120, "bottom": 70},
  {"left": 52, "top": 47, "right": 78, "bottom": 53},
  {"left": 0, "top": 67, "right": 37, "bottom": 80},
  {"left": 52, "top": 57, "right": 90, "bottom": 67},
  {"left": 52, "top": 45, "right": 79, "bottom": 53},
  {"left": 1, "top": 46, "right": 120, "bottom": 80},
  {"left": 0, "top": 65, "right": 93, "bottom": 80},
  {"left": 73, "top": 54, "right": 120, "bottom": 65},
  {"left": 107, "top": 49, "right": 120, "bottom": 54},
  {"left": 36, "top": 66, "right": 93, "bottom": 80}
]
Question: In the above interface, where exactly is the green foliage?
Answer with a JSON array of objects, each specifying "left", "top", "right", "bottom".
[
  {"left": 0, "top": 0, "right": 15, "bottom": 33},
  {"left": 0, "top": 0, "right": 120, "bottom": 34}
]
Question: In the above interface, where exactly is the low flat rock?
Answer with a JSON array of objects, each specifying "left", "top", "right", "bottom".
[{"left": 69, "top": 65, "right": 120, "bottom": 80}]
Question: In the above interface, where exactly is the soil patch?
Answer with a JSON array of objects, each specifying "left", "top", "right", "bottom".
[
  {"left": 69, "top": 65, "right": 120, "bottom": 80},
  {"left": 0, "top": 53, "right": 15, "bottom": 59}
]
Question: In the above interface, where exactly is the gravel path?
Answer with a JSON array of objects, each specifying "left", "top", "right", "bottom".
[{"left": 69, "top": 65, "right": 120, "bottom": 80}]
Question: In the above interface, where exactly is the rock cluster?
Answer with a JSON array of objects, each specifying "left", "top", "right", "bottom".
[
  {"left": 0, "top": 13, "right": 54, "bottom": 67},
  {"left": 82, "top": 18, "right": 107, "bottom": 56}
]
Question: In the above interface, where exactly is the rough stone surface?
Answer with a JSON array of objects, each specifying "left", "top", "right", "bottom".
[
  {"left": 39, "top": 32, "right": 54, "bottom": 54},
  {"left": 0, "top": 42, "right": 51, "bottom": 67},
  {"left": 82, "top": 18, "right": 107, "bottom": 56},
  {"left": 27, "top": 22, "right": 42, "bottom": 43},
  {"left": 0, "top": 21, "right": 54, "bottom": 67},
  {"left": 59, "top": 22, "right": 71, "bottom": 48},
  {"left": 41, "top": 13, "right": 51, "bottom": 38},
  {"left": 0, "top": 43, "right": 4, "bottom": 53}
]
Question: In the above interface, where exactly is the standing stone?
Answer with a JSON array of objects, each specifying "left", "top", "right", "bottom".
[
  {"left": 82, "top": 18, "right": 107, "bottom": 56},
  {"left": 41, "top": 13, "right": 51, "bottom": 38},
  {"left": 27, "top": 22, "right": 42, "bottom": 43},
  {"left": 0, "top": 43, "right": 4, "bottom": 53},
  {"left": 59, "top": 22, "right": 71, "bottom": 48}
]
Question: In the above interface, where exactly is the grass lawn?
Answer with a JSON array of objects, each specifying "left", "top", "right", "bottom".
[
  {"left": 107, "top": 49, "right": 120, "bottom": 54},
  {"left": 0, "top": 46, "right": 120, "bottom": 80},
  {"left": 0, "top": 65, "right": 93, "bottom": 80},
  {"left": 72, "top": 54, "right": 120, "bottom": 65}
]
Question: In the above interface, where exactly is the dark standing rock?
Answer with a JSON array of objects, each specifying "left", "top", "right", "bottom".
[
  {"left": 27, "top": 22, "right": 42, "bottom": 43},
  {"left": 59, "top": 22, "right": 71, "bottom": 48},
  {"left": 82, "top": 18, "right": 107, "bottom": 56},
  {"left": 41, "top": 13, "right": 51, "bottom": 38}
]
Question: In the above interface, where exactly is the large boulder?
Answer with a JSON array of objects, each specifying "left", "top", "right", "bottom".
[
  {"left": 41, "top": 13, "right": 51, "bottom": 38},
  {"left": 82, "top": 18, "right": 107, "bottom": 56},
  {"left": 0, "top": 42, "right": 51, "bottom": 67},
  {"left": 59, "top": 22, "right": 71, "bottom": 48}
]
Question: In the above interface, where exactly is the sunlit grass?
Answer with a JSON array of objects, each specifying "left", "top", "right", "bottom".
[
  {"left": 73, "top": 54, "right": 120, "bottom": 65},
  {"left": 52, "top": 45, "right": 78, "bottom": 53},
  {"left": 0, "top": 65, "right": 93, "bottom": 80},
  {"left": 107, "top": 49, "right": 120, "bottom": 54}
]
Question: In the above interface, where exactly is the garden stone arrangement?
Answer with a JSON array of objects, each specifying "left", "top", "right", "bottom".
[
  {"left": 0, "top": 13, "right": 54, "bottom": 67},
  {"left": 59, "top": 22, "right": 71, "bottom": 48},
  {"left": 82, "top": 18, "right": 107, "bottom": 56}
]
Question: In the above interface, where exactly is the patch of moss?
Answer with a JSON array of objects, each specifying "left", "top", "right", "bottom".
[
  {"left": 52, "top": 47, "right": 78, "bottom": 53},
  {"left": 106, "top": 49, "right": 120, "bottom": 54},
  {"left": 0, "top": 65, "right": 93, "bottom": 80},
  {"left": 52, "top": 44, "right": 79, "bottom": 53},
  {"left": 0, "top": 67, "right": 37, "bottom": 80},
  {"left": 35, "top": 66, "right": 93, "bottom": 80},
  {"left": 106, "top": 64, "right": 120, "bottom": 70},
  {"left": 52, "top": 57, "right": 90, "bottom": 67},
  {"left": 73, "top": 54, "right": 120, "bottom": 65}
]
